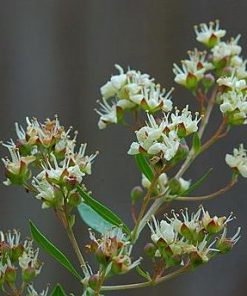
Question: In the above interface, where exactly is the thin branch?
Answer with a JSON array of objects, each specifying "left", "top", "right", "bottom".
[
  {"left": 101, "top": 263, "right": 190, "bottom": 291},
  {"left": 177, "top": 177, "right": 237, "bottom": 201}
]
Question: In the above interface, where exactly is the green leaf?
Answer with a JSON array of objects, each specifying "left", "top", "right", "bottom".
[
  {"left": 181, "top": 168, "right": 213, "bottom": 196},
  {"left": 78, "top": 203, "right": 114, "bottom": 234},
  {"left": 192, "top": 132, "right": 201, "bottom": 153},
  {"left": 29, "top": 221, "right": 81, "bottom": 280},
  {"left": 136, "top": 266, "right": 151, "bottom": 281},
  {"left": 135, "top": 154, "right": 154, "bottom": 181},
  {"left": 50, "top": 284, "right": 67, "bottom": 296},
  {"left": 77, "top": 186, "right": 130, "bottom": 234}
]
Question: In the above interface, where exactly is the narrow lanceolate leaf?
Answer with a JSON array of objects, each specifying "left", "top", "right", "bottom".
[
  {"left": 50, "top": 284, "right": 67, "bottom": 296},
  {"left": 29, "top": 221, "right": 81, "bottom": 280},
  {"left": 77, "top": 186, "right": 130, "bottom": 234},
  {"left": 135, "top": 154, "right": 154, "bottom": 181},
  {"left": 78, "top": 203, "right": 114, "bottom": 234},
  {"left": 181, "top": 168, "right": 213, "bottom": 196},
  {"left": 192, "top": 132, "right": 201, "bottom": 153}
]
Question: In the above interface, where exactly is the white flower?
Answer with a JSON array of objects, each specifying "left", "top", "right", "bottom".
[
  {"left": 173, "top": 49, "right": 213, "bottom": 87},
  {"left": 0, "top": 229, "right": 21, "bottom": 248},
  {"left": 229, "top": 56, "right": 247, "bottom": 79},
  {"left": 36, "top": 153, "right": 86, "bottom": 187},
  {"left": 128, "top": 113, "right": 180, "bottom": 160},
  {"left": 32, "top": 178, "right": 58, "bottom": 209},
  {"left": 100, "top": 65, "right": 127, "bottom": 99},
  {"left": 212, "top": 35, "right": 242, "bottom": 62},
  {"left": 2, "top": 144, "right": 35, "bottom": 185},
  {"left": 96, "top": 98, "right": 118, "bottom": 129},
  {"left": 66, "top": 143, "right": 98, "bottom": 175},
  {"left": 169, "top": 105, "right": 201, "bottom": 135},
  {"left": 225, "top": 144, "right": 247, "bottom": 177},
  {"left": 219, "top": 90, "right": 247, "bottom": 122},
  {"left": 217, "top": 75, "right": 246, "bottom": 91},
  {"left": 19, "top": 240, "right": 42, "bottom": 275},
  {"left": 130, "top": 84, "right": 173, "bottom": 112},
  {"left": 149, "top": 216, "right": 177, "bottom": 245},
  {"left": 194, "top": 20, "right": 226, "bottom": 46}
]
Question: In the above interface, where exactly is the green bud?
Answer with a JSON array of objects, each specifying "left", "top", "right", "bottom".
[{"left": 131, "top": 186, "right": 143, "bottom": 204}]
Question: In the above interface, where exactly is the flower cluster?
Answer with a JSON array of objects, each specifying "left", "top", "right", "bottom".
[
  {"left": 0, "top": 230, "right": 42, "bottom": 293},
  {"left": 96, "top": 64, "right": 173, "bottom": 129},
  {"left": 2, "top": 116, "right": 97, "bottom": 210},
  {"left": 128, "top": 108, "right": 200, "bottom": 162},
  {"left": 174, "top": 20, "right": 247, "bottom": 94},
  {"left": 216, "top": 76, "right": 247, "bottom": 125},
  {"left": 146, "top": 207, "right": 240, "bottom": 268},
  {"left": 225, "top": 144, "right": 247, "bottom": 177},
  {"left": 86, "top": 229, "right": 141, "bottom": 276}
]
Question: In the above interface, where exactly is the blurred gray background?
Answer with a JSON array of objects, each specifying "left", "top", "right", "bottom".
[{"left": 0, "top": 0, "right": 246, "bottom": 295}]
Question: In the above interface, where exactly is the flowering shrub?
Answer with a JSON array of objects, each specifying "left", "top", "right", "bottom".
[{"left": 1, "top": 20, "right": 245, "bottom": 295}]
